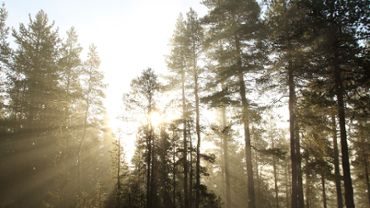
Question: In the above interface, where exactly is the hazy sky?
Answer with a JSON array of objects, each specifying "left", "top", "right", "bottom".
[
  {"left": 4, "top": 0, "right": 207, "bottom": 126},
  {"left": 4, "top": 1, "right": 287, "bottom": 161}
]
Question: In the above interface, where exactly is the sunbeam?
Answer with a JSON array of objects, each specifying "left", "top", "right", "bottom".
[{"left": 1, "top": 0, "right": 368, "bottom": 208}]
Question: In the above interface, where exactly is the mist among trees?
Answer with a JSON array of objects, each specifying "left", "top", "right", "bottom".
[{"left": 0, "top": 1, "right": 369, "bottom": 208}]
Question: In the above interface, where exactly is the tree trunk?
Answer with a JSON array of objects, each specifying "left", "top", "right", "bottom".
[
  {"left": 150, "top": 127, "right": 157, "bottom": 208},
  {"left": 146, "top": 93, "right": 154, "bottom": 208},
  {"left": 288, "top": 63, "right": 304, "bottom": 208},
  {"left": 332, "top": 114, "right": 343, "bottom": 208},
  {"left": 359, "top": 122, "right": 370, "bottom": 205},
  {"left": 272, "top": 138, "right": 279, "bottom": 208},
  {"left": 235, "top": 35, "right": 256, "bottom": 208},
  {"left": 172, "top": 129, "right": 177, "bottom": 208},
  {"left": 173, "top": 160, "right": 177, "bottom": 208},
  {"left": 146, "top": 125, "right": 152, "bottom": 208},
  {"left": 173, "top": 166, "right": 177, "bottom": 208},
  {"left": 255, "top": 149, "right": 260, "bottom": 204},
  {"left": 221, "top": 104, "right": 231, "bottom": 208},
  {"left": 189, "top": 123, "right": 193, "bottom": 208},
  {"left": 321, "top": 170, "right": 327, "bottom": 208},
  {"left": 296, "top": 124, "right": 304, "bottom": 207},
  {"left": 364, "top": 153, "right": 370, "bottom": 205},
  {"left": 194, "top": 64, "right": 201, "bottom": 208},
  {"left": 305, "top": 156, "right": 310, "bottom": 208},
  {"left": 116, "top": 138, "right": 121, "bottom": 207},
  {"left": 181, "top": 69, "right": 189, "bottom": 208},
  {"left": 333, "top": 45, "right": 355, "bottom": 208},
  {"left": 285, "top": 162, "right": 291, "bottom": 208}
]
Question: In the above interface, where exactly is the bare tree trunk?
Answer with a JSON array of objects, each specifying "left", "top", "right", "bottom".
[
  {"left": 321, "top": 170, "right": 327, "bottom": 208},
  {"left": 333, "top": 45, "right": 355, "bottom": 208},
  {"left": 146, "top": 92, "right": 154, "bottom": 208},
  {"left": 150, "top": 126, "right": 157, "bottom": 208},
  {"left": 296, "top": 124, "right": 304, "bottom": 207},
  {"left": 194, "top": 64, "right": 201, "bottom": 208},
  {"left": 173, "top": 156, "right": 177, "bottom": 207},
  {"left": 189, "top": 124, "right": 193, "bottom": 208},
  {"left": 365, "top": 154, "right": 370, "bottom": 205},
  {"left": 146, "top": 126, "right": 152, "bottom": 208},
  {"left": 305, "top": 156, "right": 310, "bottom": 208},
  {"left": 181, "top": 69, "right": 189, "bottom": 208},
  {"left": 255, "top": 148, "right": 260, "bottom": 204},
  {"left": 235, "top": 34, "right": 255, "bottom": 208},
  {"left": 285, "top": 161, "right": 290, "bottom": 208},
  {"left": 173, "top": 162, "right": 177, "bottom": 208},
  {"left": 172, "top": 128, "right": 177, "bottom": 208},
  {"left": 332, "top": 114, "right": 343, "bottom": 208},
  {"left": 359, "top": 122, "right": 370, "bottom": 205},
  {"left": 220, "top": 104, "right": 231, "bottom": 208},
  {"left": 220, "top": 136, "right": 226, "bottom": 202},
  {"left": 116, "top": 138, "right": 121, "bottom": 207},
  {"left": 288, "top": 63, "right": 304, "bottom": 208},
  {"left": 272, "top": 138, "right": 279, "bottom": 208}
]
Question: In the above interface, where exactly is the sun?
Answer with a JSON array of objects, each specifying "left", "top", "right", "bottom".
[{"left": 149, "top": 111, "right": 163, "bottom": 127}]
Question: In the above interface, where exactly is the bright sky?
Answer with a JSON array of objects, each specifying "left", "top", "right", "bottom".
[
  {"left": 4, "top": 0, "right": 208, "bottom": 159},
  {"left": 4, "top": 0, "right": 288, "bottom": 161},
  {"left": 4, "top": 0, "right": 206, "bottom": 116}
]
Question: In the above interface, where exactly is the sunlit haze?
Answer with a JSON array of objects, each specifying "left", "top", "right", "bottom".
[
  {"left": 2, "top": 1, "right": 366, "bottom": 207},
  {"left": 5, "top": 0, "right": 207, "bottom": 159}
]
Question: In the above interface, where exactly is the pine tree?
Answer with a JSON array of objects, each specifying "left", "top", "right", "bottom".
[
  {"left": 0, "top": 3, "right": 11, "bottom": 125},
  {"left": 53, "top": 26, "right": 84, "bottom": 205},
  {"left": 167, "top": 14, "right": 191, "bottom": 208},
  {"left": 295, "top": 1, "right": 369, "bottom": 206},
  {"left": 125, "top": 68, "right": 160, "bottom": 208},
  {"left": 265, "top": 1, "right": 308, "bottom": 206},
  {"left": 331, "top": 114, "right": 344, "bottom": 208},
  {"left": 202, "top": 1, "right": 265, "bottom": 207},
  {"left": 77, "top": 44, "right": 106, "bottom": 194},
  {"left": 184, "top": 9, "right": 204, "bottom": 208},
  {"left": 6, "top": 10, "right": 64, "bottom": 207},
  {"left": 59, "top": 27, "right": 83, "bottom": 129},
  {"left": 12, "top": 10, "right": 62, "bottom": 132}
]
